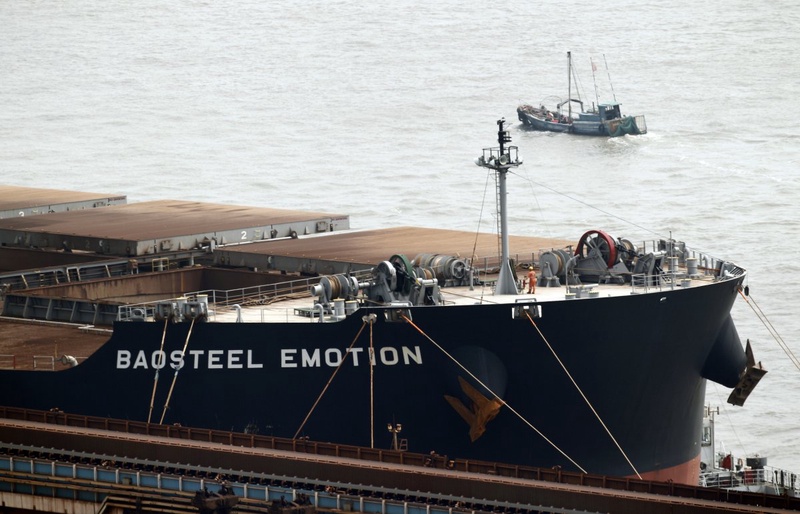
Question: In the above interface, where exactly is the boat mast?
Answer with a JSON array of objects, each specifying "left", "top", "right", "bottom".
[
  {"left": 603, "top": 54, "right": 618, "bottom": 103},
  {"left": 591, "top": 57, "right": 600, "bottom": 110},
  {"left": 475, "top": 119, "right": 523, "bottom": 295},
  {"left": 567, "top": 51, "right": 572, "bottom": 119}
]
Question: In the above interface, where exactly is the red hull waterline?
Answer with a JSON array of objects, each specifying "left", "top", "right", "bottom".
[{"left": 634, "top": 454, "right": 701, "bottom": 485}]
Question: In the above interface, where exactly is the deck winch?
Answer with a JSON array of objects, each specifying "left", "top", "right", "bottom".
[
  {"left": 311, "top": 253, "right": 473, "bottom": 318},
  {"left": 539, "top": 230, "right": 696, "bottom": 286},
  {"left": 154, "top": 294, "right": 210, "bottom": 322}
]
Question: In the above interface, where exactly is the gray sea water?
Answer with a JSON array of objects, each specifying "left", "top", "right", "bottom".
[{"left": 2, "top": 0, "right": 799, "bottom": 471}]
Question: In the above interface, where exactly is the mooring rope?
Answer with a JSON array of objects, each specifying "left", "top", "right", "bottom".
[
  {"left": 293, "top": 315, "right": 374, "bottom": 440},
  {"left": 738, "top": 287, "right": 800, "bottom": 371},
  {"left": 470, "top": 170, "right": 497, "bottom": 306},
  {"left": 399, "top": 313, "right": 587, "bottom": 474},
  {"left": 369, "top": 315, "right": 375, "bottom": 449},
  {"left": 471, "top": 170, "right": 493, "bottom": 265},
  {"left": 523, "top": 311, "right": 641, "bottom": 479},
  {"left": 147, "top": 318, "right": 170, "bottom": 424},
  {"left": 159, "top": 317, "right": 196, "bottom": 425}
]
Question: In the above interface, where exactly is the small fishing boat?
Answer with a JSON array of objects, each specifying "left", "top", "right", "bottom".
[{"left": 517, "top": 52, "right": 647, "bottom": 137}]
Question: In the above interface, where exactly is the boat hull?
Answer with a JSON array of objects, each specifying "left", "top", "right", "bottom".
[
  {"left": 517, "top": 107, "right": 571, "bottom": 133},
  {"left": 0, "top": 276, "right": 744, "bottom": 483},
  {"left": 572, "top": 115, "right": 647, "bottom": 136},
  {"left": 518, "top": 106, "right": 647, "bottom": 136}
]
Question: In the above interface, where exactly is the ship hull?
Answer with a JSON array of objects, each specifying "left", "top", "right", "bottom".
[{"left": 1, "top": 276, "right": 744, "bottom": 483}]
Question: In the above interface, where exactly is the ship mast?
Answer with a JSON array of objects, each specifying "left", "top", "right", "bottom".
[
  {"left": 567, "top": 51, "right": 572, "bottom": 120},
  {"left": 475, "top": 118, "right": 523, "bottom": 295}
]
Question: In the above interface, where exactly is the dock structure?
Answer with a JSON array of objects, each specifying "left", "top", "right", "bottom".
[
  {"left": 1, "top": 410, "right": 798, "bottom": 514},
  {"left": 0, "top": 199, "right": 350, "bottom": 257},
  {"left": 0, "top": 185, "right": 126, "bottom": 219},
  {"left": 214, "top": 227, "right": 571, "bottom": 276}
]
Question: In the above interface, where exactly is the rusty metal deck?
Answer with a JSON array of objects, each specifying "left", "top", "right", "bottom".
[
  {"left": 0, "top": 200, "right": 349, "bottom": 257},
  {"left": 0, "top": 185, "right": 127, "bottom": 219},
  {"left": 215, "top": 226, "right": 572, "bottom": 275}
]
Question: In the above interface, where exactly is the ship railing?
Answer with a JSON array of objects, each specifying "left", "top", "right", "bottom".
[
  {"left": 0, "top": 450, "right": 474, "bottom": 514},
  {"left": 116, "top": 270, "right": 375, "bottom": 322},
  {"left": 4, "top": 355, "right": 87, "bottom": 371},
  {"left": 206, "top": 269, "right": 375, "bottom": 308},
  {"left": 634, "top": 239, "right": 736, "bottom": 278},
  {"left": 630, "top": 270, "right": 692, "bottom": 294},
  {"left": 630, "top": 274, "right": 649, "bottom": 293},
  {"left": 0, "top": 354, "right": 88, "bottom": 371},
  {"left": 759, "top": 465, "right": 800, "bottom": 493},
  {"left": 699, "top": 470, "right": 740, "bottom": 488},
  {"left": 33, "top": 355, "right": 56, "bottom": 370},
  {"left": 629, "top": 258, "right": 742, "bottom": 295},
  {"left": 630, "top": 273, "right": 666, "bottom": 294},
  {"left": 700, "top": 465, "right": 800, "bottom": 494},
  {"left": 0, "top": 259, "right": 135, "bottom": 292},
  {"left": 0, "top": 354, "right": 15, "bottom": 370}
]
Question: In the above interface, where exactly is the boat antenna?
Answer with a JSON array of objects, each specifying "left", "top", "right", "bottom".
[
  {"left": 590, "top": 57, "right": 600, "bottom": 109},
  {"left": 603, "top": 54, "right": 617, "bottom": 103},
  {"left": 474, "top": 119, "right": 522, "bottom": 295}
]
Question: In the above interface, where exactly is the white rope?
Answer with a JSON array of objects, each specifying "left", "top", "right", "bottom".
[
  {"left": 739, "top": 287, "right": 800, "bottom": 371},
  {"left": 159, "top": 317, "right": 196, "bottom": 425},
  {"left": 147, "top": 318, "right": 170, "bottom": 424},
  {"left": 293, "top": 317, "right": 372, "bottom": 440},
  {"left": 401, "top": 314, "right": 587, "bottom": 474},
  {"left": 369, "top": 319, "right": 375, "bottom": 448},
  {"left": 524, "top": 311, "right": 641, "bottom": 479}
]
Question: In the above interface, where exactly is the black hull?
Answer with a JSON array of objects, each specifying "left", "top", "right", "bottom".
[{"left": 1, "top": 276, "right": 744, "bottom": 480}]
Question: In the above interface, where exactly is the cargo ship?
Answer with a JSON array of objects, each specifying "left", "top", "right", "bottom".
[{"left": 0, "top": 120, "right": 764, "bottom": 485}]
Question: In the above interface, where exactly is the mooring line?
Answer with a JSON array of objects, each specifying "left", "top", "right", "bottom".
[
  {"left": 400, "top": 314, "right": 587, "bottom": 474},
  {"left": 524, "top": 311, "right": 641, "bottom": 479},
  {"left": 369, "top": 315, "right": 375, "bottom": 449},
  {"left": 293, "top": 315, "right": 374, "bottom": 440},
  {"left": 738, "top": 287, "right": 800, "bottom": 371},
  {"left": 147, "top": 318, "right": 170, "bottom": 424},
  {"left": 159, "top": 317, "right": 196, "bottom": 425}
]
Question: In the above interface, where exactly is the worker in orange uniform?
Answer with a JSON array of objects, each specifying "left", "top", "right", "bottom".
[{"left": 527, "top": 267, "right": 537, "bottom": 294}]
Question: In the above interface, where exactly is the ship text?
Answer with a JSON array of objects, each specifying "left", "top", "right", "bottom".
[
  {"left": 117, "top": 350, "right": 263, "bottom": 370},
  {"left": 280, "top": 346, "right": 422, "bottom": 368},
  {"left": 115, "top": 345, "right": 423, "bottom": 370}
]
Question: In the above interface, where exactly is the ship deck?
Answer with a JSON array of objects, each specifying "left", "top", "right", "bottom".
[
  {"left": 0, "top": 317, "right": 110, "bottom": 370},
  {"left": 214, "top": 226, "right": 573, "bottom": 275},
  {"left": 208, "top": 269, "right": 718, "bottom": 324},
  {"left": 0, "top": 185, "right": 127, "bottom": 219},
  {"left": 0, "top": 198, "right": 350, "bottom": 256}
]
